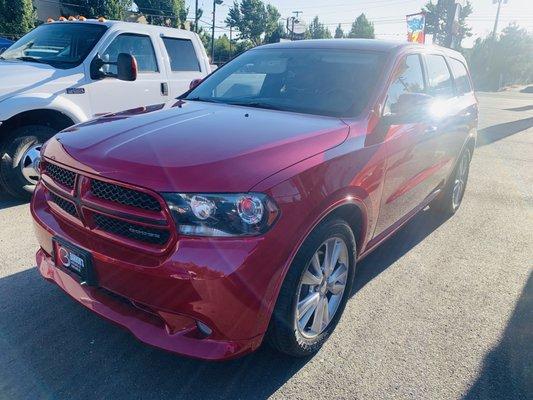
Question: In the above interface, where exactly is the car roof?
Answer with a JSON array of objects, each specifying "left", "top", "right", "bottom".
[
  {"left": 256, "top": 38, "right": 465, "bottom": 59},
  {"left": 44, "top": 20, "right": 198, "bottom": 39}
]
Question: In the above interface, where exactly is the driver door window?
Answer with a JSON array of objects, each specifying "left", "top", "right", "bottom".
[
  {"left": 101, "top": 33, "right": 158, "bottom": 74},
  {"left": 383, "top": 54, "right": 425, "bottom": 115}
]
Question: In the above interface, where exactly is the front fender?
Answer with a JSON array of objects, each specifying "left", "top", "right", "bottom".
[{"left": 0, "top": 93, "right": 88, "bottom": 124}]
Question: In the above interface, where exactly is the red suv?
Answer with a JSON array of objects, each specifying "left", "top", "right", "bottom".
[{"left": 31, "top": 40, "right": 477, "bottom": 360}]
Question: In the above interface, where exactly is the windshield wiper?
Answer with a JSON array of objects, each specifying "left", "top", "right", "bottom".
[
  {"left": 227, "top": 101, "right": 285, "bottom": 111},
  {"left": 14, "top": 56, "right": 49, "bottom": 64},
  {"left": 185, "top": 97, "right": 225, "bottom": 104}
]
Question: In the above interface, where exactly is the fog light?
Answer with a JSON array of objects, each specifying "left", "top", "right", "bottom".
[{"left": 196, "top": 320, "right": 212, "bottom": 337}]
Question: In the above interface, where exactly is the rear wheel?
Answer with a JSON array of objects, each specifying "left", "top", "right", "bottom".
[
  {"left": 432, "top": 147, "right": 472, "bottom": 216},
  {"left": 266, "top": 219, "right": 356, "bottom": 357},
  {"left": 0, "top": 125, "right": 55, "bottom": 199}
]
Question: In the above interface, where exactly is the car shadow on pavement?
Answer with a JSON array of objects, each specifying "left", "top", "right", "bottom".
[
  {"left": 0, "top": 193, "right": 26, "bottom": 210},
  {"left": 463, "top": 271, "right": 532, "bottom": 400},
  {"left": 0, "top": 208, "right": 449, "bottom": 400},
  {"left": 477, "top": 116, "right": 533, "bottom": 147}
]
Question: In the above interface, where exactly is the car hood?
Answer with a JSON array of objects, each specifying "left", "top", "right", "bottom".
[
  {"left": 46, "top": 101, "right": 350, "bottom": 192},
  {"left": 0, "top": 61, "right": 60, "bottom": 101}
]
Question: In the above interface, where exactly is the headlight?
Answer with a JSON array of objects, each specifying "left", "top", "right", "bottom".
[{"left": 162, "top": 193, "right": 279, "bottom": 237}]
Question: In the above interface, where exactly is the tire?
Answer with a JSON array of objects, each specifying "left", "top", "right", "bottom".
[
  {"left": 0, "top": 125, "right": 56, "bottom": 199},
  {"left": 432, "top": 147, "right": 472, "bottom": 216},
  {"left": 266, "top": 218, "right": 357, "bottom": 357}
]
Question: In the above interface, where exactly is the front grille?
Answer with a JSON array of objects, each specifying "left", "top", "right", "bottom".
[
  {"left": 50, "top": 192, "right": 78, "bottom": 217},
  {"left": 91, "top": 180, "right": 161, "bottom": 212},
  {"left": 94, "top": 214, "right": 169, "bottom": 245},
  {"left": 45, "top": 163, "right": 76, "bottom": 189}
]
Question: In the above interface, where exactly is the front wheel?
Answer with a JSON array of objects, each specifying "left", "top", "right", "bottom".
[
  {"left": 0, "top": 125, "right": 56, "bottom": 199},
  {"left": 266, "top": 219, "right": 356, "bottom": 357}
]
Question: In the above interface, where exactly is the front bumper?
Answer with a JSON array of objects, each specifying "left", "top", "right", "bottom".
[
  {"left": 31, "top": 183, "right": 291, "bottom": 360},
  {"left": 36, "top": 249, "right": 262, "bottom": 360}
]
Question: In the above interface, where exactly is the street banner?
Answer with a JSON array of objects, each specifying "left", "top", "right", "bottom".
[{"left": 406, "top": 12, "right": 426, "bottom": 44}]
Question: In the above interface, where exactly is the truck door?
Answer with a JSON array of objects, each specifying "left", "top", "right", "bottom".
[
  {"left": 88, "top": 32, "right": 167, "bottom": 116},
  {"left": 160, "top": 36, "right": 206, "bottom": 98}
]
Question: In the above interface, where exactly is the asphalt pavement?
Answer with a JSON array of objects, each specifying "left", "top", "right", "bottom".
[{"left": 0, "top": 90, "right": 531, "bottom": 400}]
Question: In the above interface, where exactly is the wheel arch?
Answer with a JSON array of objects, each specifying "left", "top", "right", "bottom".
[{"left": 0, "top": 109, "right": 76, "bottom": 137}]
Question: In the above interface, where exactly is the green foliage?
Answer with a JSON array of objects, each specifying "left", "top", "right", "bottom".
[
  {"left": 334, "top": 24, "right": 344, "bottom": 39},
  {"left": 466, "top": 24, "right": 533, "bottom": 90},
  {"left": 225, "top": 0, "right": 281, "bottom": 46},
  {"left": 348, "top": 13, "right": 374, "bottom": 39},
  {"left": 423, "top": 0, "right": 472, "bottom": 47},
  {"left": 307, "top": 16, "right": 331, "bottom": 39},
  {"left": 136, "top": 0, "right": 187, "bottom": 27},
  {"left": 0, "top": 0, "right": 36, "bottom": 37}
]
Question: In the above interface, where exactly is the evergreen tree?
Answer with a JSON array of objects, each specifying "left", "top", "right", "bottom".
[
  {"left": 307, "top": 16, "right": 331, "bottom": 39},
  {"left": 0, "top": 0, "right": 36, "bottom": 37},
  {"left": 334, "top": 24, "right": 344, "bottom": 39},
  {"left": 423, "top": 0, "right": 473, "bottom": 47},
  {"left": 348, "top": 13, "right": 374, "bottom": 39}
]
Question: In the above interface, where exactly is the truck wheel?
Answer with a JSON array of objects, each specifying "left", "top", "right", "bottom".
[{"left": 0, "top": 125, "right": 56, "bottom": 199}]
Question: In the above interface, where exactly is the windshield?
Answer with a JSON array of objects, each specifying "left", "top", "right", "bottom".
[
  {"left": 186, "top": 48, "right": 386, "bottom": 118},
  {"left": 0, "top": 23, "right": 107, "bottom": 68}
]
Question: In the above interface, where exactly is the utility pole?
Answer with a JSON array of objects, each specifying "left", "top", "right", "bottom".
[
  {"left": 229, "top": 25, "right": 233, "bottom": 59},
  {"left": 289, "top": 11, "right": 303, "bottom": 41},
  {"left": 211, "top": 0, "right": 223, "bottom": 62},
  {"left": 492, "top": 0, "right": 505, "bottom": 41},
  {"left": 195, "top": 0, "right": 199, "bottom": 33},
  {"left": 444, "top": 0, "right": 463, "bottom": 49}
]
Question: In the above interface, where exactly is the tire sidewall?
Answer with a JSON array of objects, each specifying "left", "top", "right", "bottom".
[
  {"left": 0, "top": 125, "right": 55, "bottom": 198},
  {"left": 270, "top": 219, "right": 357, "bottom": 356}
]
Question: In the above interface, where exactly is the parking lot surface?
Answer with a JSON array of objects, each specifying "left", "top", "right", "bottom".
[{"left": 0, "top": 91, "right": 531, "bottom": 400}]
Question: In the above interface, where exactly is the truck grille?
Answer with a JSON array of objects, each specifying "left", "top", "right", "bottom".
[
  {"left": 45, "top": 163, "right": 76, "bottom": 189},
  {"left": 43, "top": 161, "right": 173, "bottom": 250},
  {"left": 91, "top": 179, "right": 161, "bottom": 212}
]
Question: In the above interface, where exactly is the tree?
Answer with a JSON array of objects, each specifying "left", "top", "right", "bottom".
[
  {"left": 136, "top": 0, "right": 187, "bottom": 27},
  {"left": 467, "top": 23, "right": 533, "bottom": 90},
  {"left": 334, "top": 24, "right": 344, "bottom": 39},
  {"left": 307, "top": 16, "right": 331, "bottom": 39},
  {"left": 225, "top": 0, "right": 281, "bottom": 46},
  {"left": 348, "top": 13, "right": 374, "bottom": 39},
  {"left": 0, "top": 0, "right": 36, "bottom": 37},
  {"left": 64, "top": 0, "right": 132, "bottom": 21},
  {"left": 423, "top": 0, "right": 472, "bottom": 47}
]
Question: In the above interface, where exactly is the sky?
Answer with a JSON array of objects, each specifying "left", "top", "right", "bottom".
[{"left": 186, "top": 0, "right": 533, "bottom": 48}]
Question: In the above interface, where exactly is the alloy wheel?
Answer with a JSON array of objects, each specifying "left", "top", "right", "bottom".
[
  {"left": 295, "top": 237, "right": 349, "bottom": 338},
  {"left": 452, "top": 151, "right": 470, "bottom": 209}
]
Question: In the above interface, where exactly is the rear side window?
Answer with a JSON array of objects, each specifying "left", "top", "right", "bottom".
[
  {"left": 384, "top": 54, "right": 425, "bottom": 115},
  {"left": 425, "top": 54, "right": 454, "bottom": 98},
  {"left": 162, "top": 38, "right": 200, "bottom": 72},
  {"left": 102, "top": 33, "right": 158, "bottom": 73},
  {"left": 449, "top": 58, "right": 473, "bottom": 95}
]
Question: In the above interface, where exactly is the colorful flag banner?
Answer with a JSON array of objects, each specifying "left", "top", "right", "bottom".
[{"left": 406, "top": 12, "right": 426, "bottom": 44}]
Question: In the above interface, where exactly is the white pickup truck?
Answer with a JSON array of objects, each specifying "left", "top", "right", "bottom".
[{"left": 0, "top": 19, "right": 211, "bottom": 198}]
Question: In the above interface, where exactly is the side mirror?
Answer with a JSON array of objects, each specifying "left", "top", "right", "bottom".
[
  {"left": 116, "top": 53, "right": 137, "bottom": 81},
  {"left": 383, "top": 92, "right": 432, "bottom": 124},
  {"left": 90, "top": 53, "right": 137, "bottom": 81},
  {"left": 189, "top": 78, "right": 203, "bottom": 90}
]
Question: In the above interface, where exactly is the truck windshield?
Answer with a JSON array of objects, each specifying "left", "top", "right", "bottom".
[
  {"left": 0, "top": 23, "right": 107, "bottom": 69},
  {"left": 185, "top": 48, "right": 386, "bottom": 118}
]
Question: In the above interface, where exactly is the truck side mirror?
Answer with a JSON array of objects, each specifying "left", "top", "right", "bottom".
[
  {"left": 90, "top": 53, "right": 138, "bottom": 82},
  {"left": 116, "top": 53, "right": 137, "bottom": 82},
  {"left": 189, "top": 78, "right": 203, "bottom": 90},
  {"left": 383, "top": 92, "right": 432, "bottom": 124}
]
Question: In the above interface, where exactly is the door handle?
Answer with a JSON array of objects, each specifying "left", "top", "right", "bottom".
[{"left": 161, "top": 82, "right": 169, "bottom": 96}]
